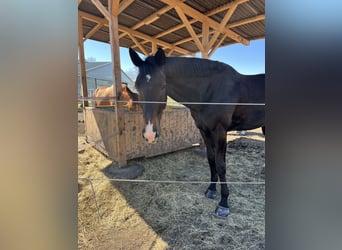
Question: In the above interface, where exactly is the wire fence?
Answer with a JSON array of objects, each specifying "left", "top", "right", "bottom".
[
  {"left": 78, "top": 96, "right": 265, "bottom": 106},
  {"left": 78, "top": 177, "right": 265, "bottom": 219}
]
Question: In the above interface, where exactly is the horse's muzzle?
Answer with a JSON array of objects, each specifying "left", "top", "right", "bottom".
[{"left": 142, "top": 128, "right": 159, "bottom": 144}]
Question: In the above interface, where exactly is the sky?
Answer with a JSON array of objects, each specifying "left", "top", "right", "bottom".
[{"left": 83, "top": 38, "right": 265, "bottom": 75}]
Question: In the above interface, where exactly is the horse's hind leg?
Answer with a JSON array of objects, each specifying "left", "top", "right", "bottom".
[
  {"left": 200, "top": 126, "right": 230, "bottom": 218},
  {"left": 213, "top": 125, "right": 230, "bottom": 217},
  {"left": 199, "top": 129, "right": 218, "bottom": 199}
]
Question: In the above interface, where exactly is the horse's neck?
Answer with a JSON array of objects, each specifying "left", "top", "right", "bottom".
[{"left": 163, "top": 57, "right": 233, "bottom": 103}]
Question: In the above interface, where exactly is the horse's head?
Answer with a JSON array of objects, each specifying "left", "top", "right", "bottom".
[{"left": 129, "top": 48, "right": 167, "bottom": 144}]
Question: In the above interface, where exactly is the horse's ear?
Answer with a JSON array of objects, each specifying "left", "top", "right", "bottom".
[
  {"left": 129, "top": 48, "right": 144, "bottom": 67},
  {"left": 155, "top": 47, "right": 166, "bottom": 66},
  {"left": 121, "top": 84, "right": 127, "bottom": 91}
]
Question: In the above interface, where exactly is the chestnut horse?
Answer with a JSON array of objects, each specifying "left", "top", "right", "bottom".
[
  {"left": 93, "top": 83, "right": 140, "bottom": 111},
  {"left": 129, "top": 48, "right": 265, "bottom": 218}
]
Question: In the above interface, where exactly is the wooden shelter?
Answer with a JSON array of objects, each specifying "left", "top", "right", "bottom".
[{"left": 78, "top": 0, "right": 265, "bottom": 167}]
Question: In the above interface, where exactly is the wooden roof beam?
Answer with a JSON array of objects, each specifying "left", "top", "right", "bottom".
[
  {"left": 119, "top": 25, "right": 191, "bottom": 55},
  {"left": 153, "top": 7, "right": 261, "bottom": 42},
  {"left": 130, "top": 5, "right": 173, "bottom": 30},
  {"left": 84, "top": 23, "right": 102, "bottom": 41},
  {"left": 79, "top": 11, "right": 192, "bottom": 55},
  {"left": 119, "top": 0, "right": 134, "bottom": 14},
  {"left": 90, "top": 0, "right": 110, "bottom": 20},
  {"left": 127, "top": 33, "right": 148, "bottom": 55},
  {"left": 129, "top": 0, "right": 186, "bottom": 31},
  {"left": 154, "top": 1, "right": 247, "bottom": 40},
  {"left": 207, "top": 1, "right": 241, "bottom": 51},
  {"left": 205, "top": 0, "right": 248, "bottom": 16},
  {"left": 208, "top": 34, "right": 227, "bottom": 58},
  {"left": 228, "top": 14, "right": 265, "bottom": 28},
  {"left": 175, "top": 6, "right": 204, "bottom": 53},
  {"left": 160, "top": 0, "right": 249, "bottom": 45},
  {"left": 167, "top": 14, "right": 264, "bottom": 47}
]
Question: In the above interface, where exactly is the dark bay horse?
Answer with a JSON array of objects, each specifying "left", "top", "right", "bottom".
[{"left": 129, "top": 48, "right": 265, "bottom": 218}]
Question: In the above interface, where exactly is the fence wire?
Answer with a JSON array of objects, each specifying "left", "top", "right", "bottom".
[
  {"left": 79, "top": 177, "right": 265, "bottom": 219},
  {"left": 79, "top": 96, "right": 265, "bottom": 106}
]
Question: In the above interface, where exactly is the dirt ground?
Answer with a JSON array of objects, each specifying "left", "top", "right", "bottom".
[{"left": 78, "top": 118, "right": 265, "bottom": 249}]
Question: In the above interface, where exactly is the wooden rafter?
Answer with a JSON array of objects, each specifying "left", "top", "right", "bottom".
[
  {"left": 119, "top": 25, "right": 191, "bottom": 55},
  {"left": 125, "top": 13, "right": 264, "bottom": 51},
  {"left": 228, "top": 14, "right": 265, "bottom": 28},
  {"left": 151, "top": 42, "right": 157, "bottom": 55},
  {"left": 128, "top": 0, "right": 186, "bottom": 32},
  {"left": 79, "top": 11, "right": 192, "bottom": 55},
  {"left": 84, "top": 23, "right": 102, "bottom": 40},
  {"left": 207, "top": 1, "right": 241, "bottom": 51},
  {"left": 90, "top": 0, "right": 110, "bottom": 20},
  {"left": 119, "top": 0, "right": 134, "bottom": 14},
  {"left": 161, "top": 13, "right": 264, "bottom": 48},
  {"left": 167, "top": 46, "right": 176, "bottom": 56},
  {"left": 79, "top": 1, "right": 264, "bottom": 57},
  {"left": 208, "top": 34, "right": 227, "bottom": 58},
  {"left": 127, "top": 33, "right": 148, "bottom": 55},
  {"left": 153, "top": 0, "right": 254, "bottom": 46},
  {"left": 160, "top": 0, "right": 249, "bottom": 45},
  {"left": 205, "top": 0, "right": 248, "bottom": 16},
  {"left": 175, "top": 6, "right": 204, "bottom": 53},
  {"left": 130, "top": 5, "right": 173, "bottom": 31}
]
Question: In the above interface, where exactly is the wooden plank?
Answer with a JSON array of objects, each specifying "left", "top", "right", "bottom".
[
  {"left": 108, "top": 0, "right": 127, "bottom": 167},
  {"left": 85, "top": 108, "right": 201, "bottom": 160},
  {"left": 78, "top": 14, "right": 88, "bottom": 107}
]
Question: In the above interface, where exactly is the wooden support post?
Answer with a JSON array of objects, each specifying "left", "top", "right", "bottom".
[
  {"left": 78, "top": 14, "right": 88, "bottom": 107},
  {"left": 108, "top": 0, "right": 127, "bottom": 167},
  {"left": 201, "top": 22, "right": 209, "bottom": 59},
  {"left": 151, "top": 42, "right": 157, "bottom": 55}
]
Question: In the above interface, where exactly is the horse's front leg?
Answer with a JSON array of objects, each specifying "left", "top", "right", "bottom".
[
  {"left": 213, "top": 125, "right": 230, "bottom": 218},
  {"left": 199, "top": 129, "right": 218, "bottom": 199}
]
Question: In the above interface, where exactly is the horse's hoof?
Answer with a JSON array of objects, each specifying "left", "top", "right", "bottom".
[
  {"left": 214, "top": 206, "right": 230, "bottom": 218},
  {"left": 205, "top": 189, "right": 217, "bottom": 199}
]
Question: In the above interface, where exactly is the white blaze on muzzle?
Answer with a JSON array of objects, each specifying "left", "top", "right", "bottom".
[{"left": 144, "top": 120, "right": 156, "bottom": 143}]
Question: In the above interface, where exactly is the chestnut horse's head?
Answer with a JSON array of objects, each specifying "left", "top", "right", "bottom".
[{"left": 129, "top": 48, "right": 167, "bottom": 143}]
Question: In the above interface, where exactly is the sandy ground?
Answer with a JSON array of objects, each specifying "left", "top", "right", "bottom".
[{"left": 78, "top": 118, "right": 265, "bottom": 249}]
